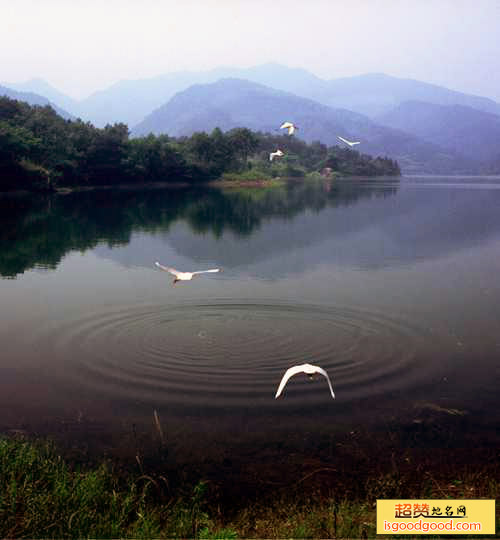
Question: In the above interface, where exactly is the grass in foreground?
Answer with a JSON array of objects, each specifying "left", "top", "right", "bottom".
[
  {"left": 0, "top": 437, "right": 233, "bottom": 539},
  {"left": 1, "top": 436, "right": 498, "bottom": 538}
]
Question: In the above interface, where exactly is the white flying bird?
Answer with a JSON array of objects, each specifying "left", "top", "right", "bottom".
[
  {"left": 269, "top": 149, "right": 284, "bottom": 161},
  {"left": 338, "top": 135, "right": 360, "bottom": 147},
  {"left": 275, "top": 363, "right": 335, "bottom": 399},
  {"left": 155, "top": 262, "right": 220, "bottom": 283},
  {"left": 280, "top": 121, "right": 298, "bottom": 136}
]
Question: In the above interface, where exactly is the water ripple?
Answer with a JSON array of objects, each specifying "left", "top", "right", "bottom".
[{"left": 33, "top": 300, "right": 447, "bottom": 408}]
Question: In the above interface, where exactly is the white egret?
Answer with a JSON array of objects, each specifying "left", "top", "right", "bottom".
[
  {"left": 155, "top": 262, "right": 220, "bottom": 284},
  {"left": 280, "top": 122, "right": 298, "bottom": 136},
  {"left": 269, "top": 149, "right": 284, "bottom": 161},
  {"left": 338, "top": 135, "right": 360, "bottom": 147},
  {"left": 275, "top": 363, "right": 335, "bottom": 399}
]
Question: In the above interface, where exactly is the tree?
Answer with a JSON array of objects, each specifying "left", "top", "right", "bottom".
[
  {"left": 187, "top": 132, "right": 213, "bottom": 165},
  {"left": 0, "top": 122, "right": 40, "bottom": 162},
  {"left": 85, "top": 123, "right": 129, "bottom": 184},
  {"left": 227, "top": 127, "right": 259, "bottom": 168}
]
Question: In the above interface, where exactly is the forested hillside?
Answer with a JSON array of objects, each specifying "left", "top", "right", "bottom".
[{"left": 0, "top": 96, "right": 399, "bottom": 192}]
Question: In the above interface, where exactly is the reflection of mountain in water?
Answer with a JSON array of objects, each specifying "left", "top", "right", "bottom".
[
  {"left": 99, "top": 179, "right": 500, "bottom": 277},
  {"left": 3, "top": 178, "right": 500, "bottom": 279},
  {"left": 0, "top": 180, "right": 396, "bottom": 278}
]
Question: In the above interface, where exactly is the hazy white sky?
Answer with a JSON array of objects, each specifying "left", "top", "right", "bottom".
[{"left": 1, "top": 0, "right": 500, "bottom": 101}]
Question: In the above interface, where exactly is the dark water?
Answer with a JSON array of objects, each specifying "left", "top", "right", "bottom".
[{"left": 1, "top": 177, "right": 500, "bottom": 475}]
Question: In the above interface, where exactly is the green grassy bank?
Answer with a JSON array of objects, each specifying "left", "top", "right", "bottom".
[{"left": 1, "top": 436, "right": 498, "bottom": 539}]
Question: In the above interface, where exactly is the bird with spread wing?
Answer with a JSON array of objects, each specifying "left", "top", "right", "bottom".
[
  {"left": 275, "top": 363, "right": 335, "bottom": 399},
  {"left": 337, "top": 135, "right": 360, "bottom": 147},
  {"left": 280, "top": 121, "right": 298, "bottom": 136},
  {"left": 155, "top": 262, "right": 220, "bottom": 284}
]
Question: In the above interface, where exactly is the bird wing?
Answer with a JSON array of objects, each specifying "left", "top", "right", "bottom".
[
  {"left": 155, "top": 262, "right": 181, "bottom": 277},
  {"left": 338, "top": 135, "right": 360, "bottom": 146},
  {"left": 311, "top": 365, "right": 336, "bottom": 399},
  {"left": 280, "top": 122, "right": 293, "bottom": 129},
  {"left": 275, "top": 365, "right": 307, "bottom": 398},
  {"left": 191, "top": 268, "right": 220, "bottom": 275}
]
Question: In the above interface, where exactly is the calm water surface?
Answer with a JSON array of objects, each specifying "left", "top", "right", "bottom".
[{"left": 1, "top": 177, "right": 499, "bottom": 467}]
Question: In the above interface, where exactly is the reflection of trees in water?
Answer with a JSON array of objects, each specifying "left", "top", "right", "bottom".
[
  {"left": 0, "top": 179, "right": 398, "bottom": 277},
  {"left": 185, "top": 179, "right": 398, "bottom": 237}
]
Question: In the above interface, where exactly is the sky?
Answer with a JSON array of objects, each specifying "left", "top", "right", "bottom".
[{"left": 1, "top": 0, "right": 500, "bottom": 101}]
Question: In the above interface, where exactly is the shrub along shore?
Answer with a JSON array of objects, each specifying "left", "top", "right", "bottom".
[
  {"left": 1, "top": 421, "right": 498, "bottom": 539},
  {"left": 1, "top": 96, "right": 400, "bottom": 192}
]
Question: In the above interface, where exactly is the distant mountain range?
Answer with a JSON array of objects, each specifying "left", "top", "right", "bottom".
[
  {"left": 0, "top": 84, "right": 73, "bottom": 120},
  {"left": 132, "top": 78, "right": 469, "bottom": 174},
  {"left": 377, "top": 100, "right": 500, "bottom": 167},
  {"left": 309, "top": 72, "right": 500, "bottom": 118},
  {"left": 3, "top": 63, "right": 500, "bottom": 173},
  {"left": 7, "top": 63, "right": 500, "bottom": 126},
  {"left": 3, "top": 77, "right": 78, "bottom": 115}
]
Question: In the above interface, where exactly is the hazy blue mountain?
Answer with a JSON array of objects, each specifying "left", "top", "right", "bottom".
[
  {"left": 377, "top": 100, "right": 500, "bottom": 167},
  {"left": 73, "top": 63, "right": 327, "bottom": 127},
  {"left": 0, "top": 84, "right": 74, "bottom": 120},
  {"left": 130, "top": 78, "right": 382, "bottom": 141},
  {"left": 73, "top": 63, "right": 500, "bottom": 127},
  {"left": 3, "top": 78, "right": 78, "bottom": 115},
  {"left": 208, "top": 62, "right": 329, "bottom": 99},
  {"left": 75, "top": 72, "right": 209, "bottom": 127},
  {"left": 132, "top": 78, "right": 469, "bottom": 174},
  {"left": 209, "top": 68, "right": 500, "bottom": 118},
  {"left": 314, "top": 73, "right": 500, "bottom": 118}
]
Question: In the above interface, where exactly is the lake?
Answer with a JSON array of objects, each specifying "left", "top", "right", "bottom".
[{"left": 1, "top": 176, "right": 499, "bottom": 487}]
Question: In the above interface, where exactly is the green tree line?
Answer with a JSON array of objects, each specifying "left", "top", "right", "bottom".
[{"left": 0, "top": 96, "right": 400, "bottom": 191}]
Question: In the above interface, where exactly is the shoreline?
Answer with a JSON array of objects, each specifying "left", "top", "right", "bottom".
[
  {"left": 0, "top": 173, "right": 404, "bottom": 196},
  {"left": 1, "top": 416, "right": 498, "bottom": 538},
  {"left": 3, "top": 399, "right": 499, "bottom": 498},
  {"left": 1, "top": 177, "right": 293, "bottom": 195}
]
